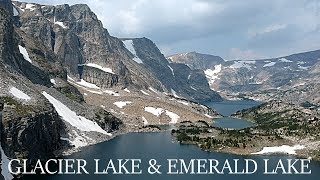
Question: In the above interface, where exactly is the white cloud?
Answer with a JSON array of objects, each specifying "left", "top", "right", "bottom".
[{"left": 249, "top": 24, "right": 287, "bottom": 37}]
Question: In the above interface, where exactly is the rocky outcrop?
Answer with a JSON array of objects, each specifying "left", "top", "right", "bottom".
[
  {"left": 93, "top": 109, "right": 123, "bottom": 133},
  {"left": 0, "top": 97, "right": 64, "bottom": 165},
  {"left": 168, "top": 51, "right": 224, "bottom": 70},
  {"left": 129, "top": 38, "right": 223, "bottom": 102},
  {"left": 12, "top": 2, "right": 145, "bottom": 90}
]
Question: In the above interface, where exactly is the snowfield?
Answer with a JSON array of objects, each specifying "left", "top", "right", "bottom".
[
  {"left": 204, "top": 64, "right": 222, "bottom": 84},
  {"left": 9, "top": 87, "right": 31, "bottom": 100},
  {"left": 165, "top": 110, "right": 180, "bottom": 124},
  {"left": 123, "top": 40, "right": 143, "bottom": 64},
  {"left": 124, "top": 88, "right": 130, "bottom": 93},
  {"left": 60, "top": 130, "right": 94, "bottom": 148},
  {"left": 140, "top": 90, "right": 150, "bottom": 95},
  {"left": 87, "top": 89, "right": 103, "bottom": 95},
  {"left": 113, "top": 101, "right": 132, "bottom": 108},
  {"left": 144, "top": 107, "right": 180, "bottom": 124},
  {"left": 42, "top": 92, "right": 111, "bottom": 135},
  {"left": 76, "top": 79, "right": 100, "bottom": 89},
  {"left": 142, "top": 117, "right": 149, "bottom": 126},
  {"left": 148, "top": 87, "right": 158, "bottom": 93},
  {"left": 145, "top": 107, "right": 164, "bottom": 117},
  {"left": 1, "top": 145, "right": 14, "bottom": 180},
  {"left": 13, "top": 6, "right": 19, "bottom": 16},
  {"left": 25, "top": 4, "right": 36, "bottom": 11},
  {"left": 18, "top": 45, "right": 32, "bottom": 63},
  {"left": 251, "top": 145, "right": 305, "bottom": 155},
  {"left": 171, "top": 89, "right": 180, "bottom": 98},
  {"left": 84, "top": 63, "right": 114, "bottom": 74},
  {"left": 176, "top": 100, "right": 189, "bottom": 106},
  {"left": 54, "top": 21, "right": 68, "bottom": 29},
  {"left": 230, "top": 61, "right": 255, "bottom": 69},
  {"left": 263, "top": 62, "right": 276, "bottom": 67},
  {"left": 278, "top": 58, "right": 292, "bottom": 63},
  {"left": 104, "top": 90, "right": 120, "bottom": 96},
  {"left": 168, "top": 65, "right": 175, "bottom": 76}
]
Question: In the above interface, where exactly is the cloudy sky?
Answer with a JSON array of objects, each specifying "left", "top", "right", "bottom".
[{"left": 23, "top": 0, "right": 320, "bottom": 60}]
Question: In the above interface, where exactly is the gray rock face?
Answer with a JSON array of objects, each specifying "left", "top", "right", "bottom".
[
  {"left": 130, "top": 38, "right": 223, "bottom": 102},
  {"left": 168, "top": 51, "right": 224, "bottom": 70},
  {"left": 0, "top": 0, "right": 12, "bottom": 14},
  {"left": 13, "top": 2, "right": 169, "bottom": 92},
  {"left": 13, "top": 2, "right": 222, "bottom": 102},
  {"left": 1, "top": 101, "right": 64, "bottom": 164}
]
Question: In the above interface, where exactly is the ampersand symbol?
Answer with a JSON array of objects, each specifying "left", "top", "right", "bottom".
[{"left": 148, "top": 159, "right": 162, "bottom": 174}]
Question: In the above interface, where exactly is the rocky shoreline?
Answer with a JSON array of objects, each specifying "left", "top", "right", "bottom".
[{"left": 172, "top": 118, "right": 320, "bottom": 161}]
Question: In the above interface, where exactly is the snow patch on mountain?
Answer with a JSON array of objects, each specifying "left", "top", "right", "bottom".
[
  {"left": 1, "top": 145, "right": 14, "bottom": 180},
  {"left": 113, "top": 101, "right": 132, "bottom": 108},
  {"left": 145, "top": 107, "right": 164, "bottom": 116},
  {"left": 140, "top": 90, "right": 149, "bottom": 95},
  {"left": 18, "top": 45, "right": 32, "bottom": 63},
  {"left": 84, "top": 63, "right": 114, "bottom": 74},
  {"left": 54, "top": 21, "right": 67, "bottom": 29},
  {"left": 171, "top": 89, "right": 180, "bottom": 98},
  {"left": 104, "top": 90, "right": 120, "bottom": 96},
  {"left": 42, "top": 92, "right": 111, "bottom": 135},
  {"left": 9, "top": 87, "right": 31, "bottom": 100},
  {"left": 176, "top": 100, "right": 189, "bottom": 106},
  {"left": 25, "top": 4, "right": 36, "bottom": 11},
  {"left": 60, "top": 130, "right": 95, "bottom": 148},
  {"left": 263, "top": 62, "right": 276, "bottom": 67},
  {"left": 144, "top": 107, "right": 179, "bottom": 124},
  {"left": 278, "top": 58, "right": 292, "bottom": 63},
  {"left": 12, "top": 6, "right": 19, "bottom": 16},
  {"left": 168, "top": 65, "right": 174, "bottom": 76},
  {"left": 142, "top": 117, "right": 149, "bottom": 126},
  {"left": 123, "top": 40, "right": 143, "bottom": 64},
  {"left": 165, "top": 110, "right": 179, "bottom": 124},
  {"left": 77, "top": 79, "right": 100, "bottom": 89},
  {"left": 230, "top": 61, "right": 255, "bottom": 70},
  {"left": 124, "top": 88, "right": 130, "bottom": 93},
  {"left": 204, "top": 64, "right": 222, "bottom": 84},
  {"left": 148, "top": 87, "right": 157, "bottom": 93},
  {"left": 298, "top": 65, "right": 309, "bottom": 70},
  {"left": 252, "top": 145, "right": 305, "bottom": 155}
]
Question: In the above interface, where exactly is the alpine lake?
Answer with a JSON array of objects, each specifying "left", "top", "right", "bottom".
[{"left": 24, "top": 100, "right": 320, "bottom": 180}]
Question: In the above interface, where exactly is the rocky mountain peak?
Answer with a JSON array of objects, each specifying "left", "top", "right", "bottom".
[
  {"left": 167, "top": 51, "right": 224, "bottom": 70},
  {"left": 70, "top": 4, "right": 98, "bottom": 21}
]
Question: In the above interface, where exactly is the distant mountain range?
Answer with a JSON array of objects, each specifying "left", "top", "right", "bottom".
[{"left": 168, "top": 50, "right": 320, "bottom": 105}]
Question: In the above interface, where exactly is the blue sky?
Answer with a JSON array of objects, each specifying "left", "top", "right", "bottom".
[{"left": 22, "top": 0, "right": 320, "bottom": 60}]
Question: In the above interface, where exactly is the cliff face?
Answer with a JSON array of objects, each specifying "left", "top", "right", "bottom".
[
  {"left": 13, "top": 2, "right": 222, "bottom": 102},
  {"left": 13, "top": 1, "right": 156, "bottom": 90},
  {"left": 0, "top": 99, "right": 64, "bottom": 163},
  {"left": 168, "top": 52, "right": 224, "bottom": 70},
  {"left": 127, "top": 38, "right": 223, "bottom": 102},
  {"left": 1, "top": 3, "right": 123, "bottom": 175}
]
